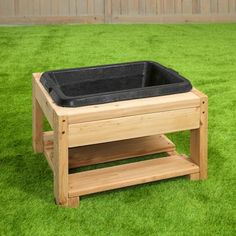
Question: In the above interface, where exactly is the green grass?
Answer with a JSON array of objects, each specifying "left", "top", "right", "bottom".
[{"left": 0, "top": 23, "right": 236, "bottom": 236}]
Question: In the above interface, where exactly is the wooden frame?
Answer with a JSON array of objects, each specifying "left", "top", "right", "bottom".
[{"left": 32, "top": 73, "right": 208, "bottom": 207}]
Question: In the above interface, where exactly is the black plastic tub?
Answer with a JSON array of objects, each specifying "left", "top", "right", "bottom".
[{"left": 40, "top": 61, "right": 192, "bottom": 107}]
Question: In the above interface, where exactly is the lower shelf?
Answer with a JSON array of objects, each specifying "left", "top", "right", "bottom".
[
  {"left": 68, "top": 155, "right": 199, "bottom": 197},
  {"left": 43, "top": 131, "right": 175, "bottom": 169}
]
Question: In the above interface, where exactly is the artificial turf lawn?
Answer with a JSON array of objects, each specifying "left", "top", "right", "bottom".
[{"left": 0, "top": 23, "right": 236, "bottom": 236}]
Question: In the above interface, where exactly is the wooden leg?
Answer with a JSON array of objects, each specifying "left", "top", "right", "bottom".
[
  {"left": 190, "top": 94, "right": 208, "bottom": 179},
  {"left": 32, "top": 79, "right": 44, "bottom": 153},
  {"left": 53, "top": 114, "right": 69, "bottom": 206},
  {"left": 68, "top": 196, "right": 80, "bottom": 208},
  {"left": 188, "top": 172, "right": 200, "bottom": 180}
]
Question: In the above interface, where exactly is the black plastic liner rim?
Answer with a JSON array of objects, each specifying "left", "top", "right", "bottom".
[{"left": 40, "top": 61, "right": 192, "bottom": 107}]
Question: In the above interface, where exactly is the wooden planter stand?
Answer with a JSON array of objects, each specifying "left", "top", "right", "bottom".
[{"left": 32, "top": 73, "right": 208, "bottom": 207}]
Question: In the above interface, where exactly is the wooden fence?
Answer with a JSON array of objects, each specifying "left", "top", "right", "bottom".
[{"left": 0, "top": 0, "right": 236, "bottom": 24}]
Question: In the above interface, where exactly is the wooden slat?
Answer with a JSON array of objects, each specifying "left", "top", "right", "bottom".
[
  {"left": 157, "top": 0, "right": 164, "bottom": 14},
  {"left": 13, "top": 0, "right": 20, "bottom": 16},
  {"left": 210, "top": 0, "right": 218, "bottom": 14},
  {"left": 58, "top": 0, "right": 69, "bottom": 16},
  {"left": 105, "top": 0, "right": 112, "bottom": 22},
  {"left": 42, "top": 131, "right": 176, "bottom": 168},
  {"left": 30, "top": 0, "right": 40, "bottom": 16},
  {"left": 111, "top": 14, "right": 236, "bottom": 23},
  {"left": 87, "top": 0, "right": 94, "bottom": 15},
  {"left": 139, "top": 0, "right": 146, "bottom": 15},
  {"left": 51, "top": 0, "right": 59, "bottom": 16},
  {"left": 174, "top": 0, "right": 182, "bottom": 14},
  {"left": 182, "top": 0, "right": 192, "bottom": 14},
  {"left": 120, "top": 0, "right": 128, "bottom": 15},
  {"left": 76, "top": 0, "right": 87, "bottom": 15},
  {"left": 218, "top": 0, "right": 229, "bottom": 14},
  {"left": 40, "top": 0, "right": 51, "bottom": 16},
  {"left": 67, "top": 92, "right": 200, "bottom": 124},
  {"left": 94, "top": 0, "right": 105, "bottom": 15},
  {"left": 0, "top": 15, "right": 105, "bottom": 23},
  {"left": 18, "top": 0, "right": 29, "bottom": 16},
  {"left": 112, "top": 0, "right": 121, "bottom": 16},
  {"left": 0, "top": 0, "right": 15, "bottom": 17},
  {"left": 164, "top": 0, "right": 175, "bottom": 14},
  {"left": 128, "top": 0, "right": 139, "bottom": 16},
  {"left": 68, "top": 107, "right": 200, "bottom": 147},
  {"left": 145, "top": 0, "right": 157, "bottom": 15},
  {"left": 69, "top": 0, "right": 77, "bottom": 16},
  {"left": 229, "top": 0, "right": 236, "bottom": 13},
  {"left": 69, "top": 134, "right": 175, "bottom": 168},
  {"left": 68, "top": 155, "right": 199, "bottom": 197},
  {"left": 3, "top": 13, "right": 233, "bottom": 24},
  {"left": 201, "top": 0, "right": 211, "bottom": 14},
  {"left": 192, "top": 0, "right": 201, "bottom": 14}
]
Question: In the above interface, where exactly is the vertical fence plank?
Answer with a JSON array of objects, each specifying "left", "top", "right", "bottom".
[
  {"left": 112, "top": 0, "right": 121, "bottom": 16},
  {"left": 87, "top": 0, "right": 94, "bottom": 15},
  {"left": 139, "top": 0, "right": 146, "bottom": 15},
  {"left": 18, "top": 0, "right": 29, "bottom": 16},
  {"left": 201, "top": 0, "right": 211, "bottom": 14},
  {"left": 0, "top": 0, "right": 15, "bottom": 16},
  {"left": 192, "top": 0, "right": 200, "bottom": 14},
  {"left": 210, "top": 0, "right": 218, "bottom": 13},
  {"left": 28, "top": 0, "right": 35, "bottom": 16},
  {"left": 76, "top": 0, "right": 88, "bottom": 15},
  {"left": 157, "top": 0, "right": 164, "bottom": 15},
  {"left": 105, "top": 0, "right": 112, "bottom": 22},
  {"left": 69, "top": 0, "right": 77, "bottom": 16},
  {"left": 94, "top": 0, "right": 104, "bottom": 15},
  {"left": 58, "top": 0, "right": 69, "bottom": 16},
  {"left": 228, "top": 0, "right": 235, "bottom": 13},
  {"left": 120, "top": 0, "right": 128, "bottom": 15},
  {"left": 40, "top": 0, "right": 52, "bottom": 16},
  {"left": 145, "top": 0, "right": 157, "bottom": 15},
  {"left": 174, "top": 0, "right": 182, "bottom": 14},
  {"left": 218, "top": 0, "right": 229, "bottom": 14},
  {"left": 51, "top": 0, "right": 59, "bottom": 16},
  {"left": 128, "top": 0, "right": 139, "bottom": 15},
  {"left": 182, "top": 0, "right": 192, "bottom": 14},
  {"left": 164, "top": 0, "right": 175, "bottom": 14},
  {"left": 33, "top": 0, "right": 41, "bottom": 16}
]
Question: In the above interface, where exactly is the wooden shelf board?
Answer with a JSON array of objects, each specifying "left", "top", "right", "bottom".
[
  {"left": 68, "top": 155, "right": 199, "bottom": 197},
  {"left": 43, "top": 131, "right": 176, "bottom": 169},
  {"left": 69, "top": 134, "right": 175, "bottom": 168}
]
